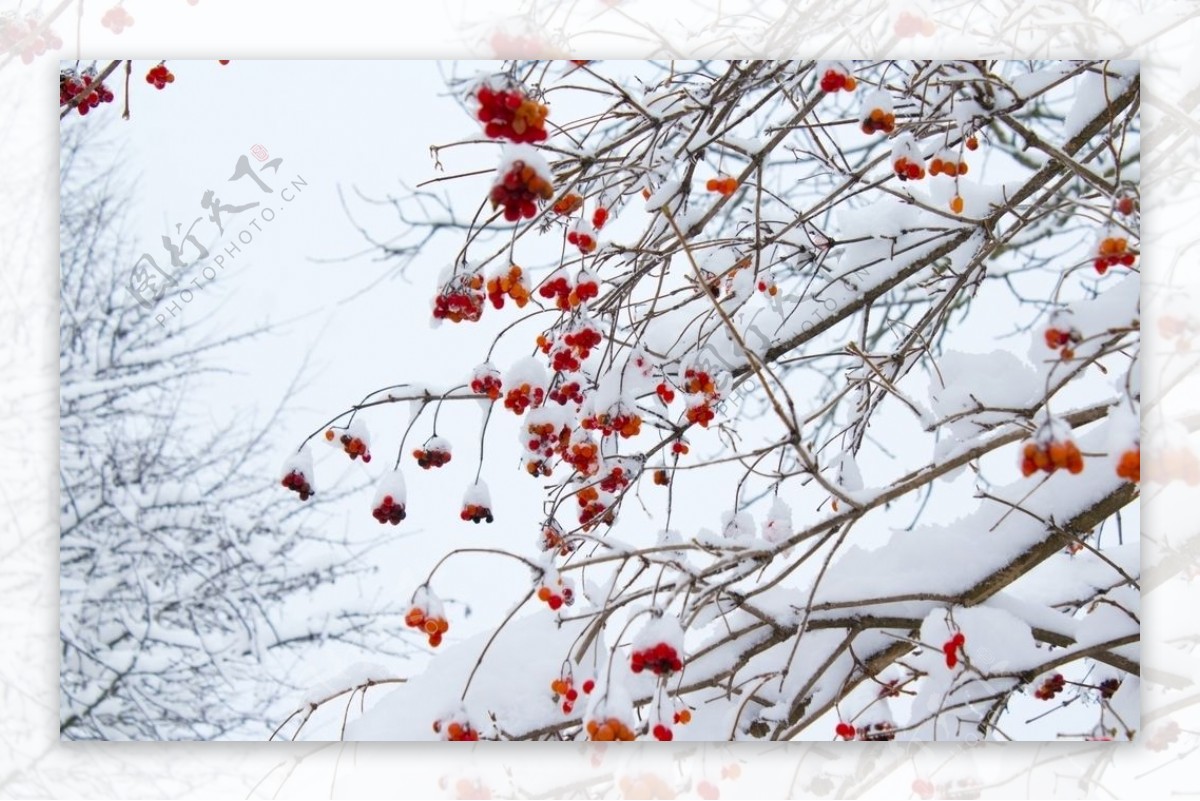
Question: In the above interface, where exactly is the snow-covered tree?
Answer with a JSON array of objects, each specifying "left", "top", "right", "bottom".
[
  {"left": 275, "top": 59, "right": 1144, "bottom": 742},
  {"left": 57, "top": 123, "right": 406, "bottom": 740}
]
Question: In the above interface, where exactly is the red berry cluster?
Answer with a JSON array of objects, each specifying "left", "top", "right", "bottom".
[
  {"left": 432, "top": 718, "right": 479, "bottom": 741},
  {"left": 1034, "top": 673, "right": 1065, "bottom": 700},
  {"left": 405, "top": 606, "right": 449, "bottom": 647},
  {"left": 861, "top": 107, "right": 895, "bottom": 135},
  {"left": 835, "top": 721, "right": 856, "bottom": 740},
  {"left": 1094, "top": 236, "right": 1135, "bottom": 274},
  {"left": 470, "top": 363, "right": 503, "bottom": 400},
  {"left": 682, "top": 367, "right": 720, "bottom": 427},
  {"left": 651, "top": 723, "right": 673, "bottom": 741},
  {"left": 592, "top": 207, "right": 609, "bottom": 229},
  {"left": 1116, "top": 446, "right": 1140, "bottom": 483},
  {"left": 630, "top": 642, "right": 683, "bottom": 676},
  {"left": 705, "top": 176, "right": 738, "bottom": 196},
  {"left": 756, "top": 275, "right": 779, "bottom": 296},
  {"left": 575, "top": 485, "right": 612, "bottom": 529},
  {"left": 655, "top": 382, "right": 676, "bottom": 404},
  {"left": 1044, "top": 325, "right": 1082, "bottom": 360},
  {"left": 536, "top": 578, "right": 574, "bottom": 610},
  {"left": 562, "top": 435, "right": 600, "bottom": 476},
  {"left": 474, "top": 85, "right": 549, "bottom": 143},
  {"left": 432, "top": 273, "right": 485, "bottom": 323},
  {"left": 60, "top": 71, "right": 115, "bottom": 115},
  {"left": 504, "top": 382, "right": 545, "bottom": 415},
  {"left": 413, "top": 443, "right": 451, "bottom": 469},
  {"left": 820, "top": 68, "right": 858, "bottom": 93},
  {"left": 460, "top": 503, "right": 494, "bottom": 524},
  {"left": 281, "top": 470, "right": 313, "bottom": 501},
  {"left": 540, "top": 520, "right": 577, "bottom": 556},
  {"left": 325, "top": 428, "right": 371, "bottom": 462},
  {"left": 486, "top": 264, "right": 530, "bottom": 309},
  {"left": 599, "top": 465, "right": 632, "bottom": 494},
  {"left": 586, "top": 717, "right": 635, "bottom": 741},
  {"left": 550, "top": 675, "right": 593, "bottom": 715},
  {"left": 553, "top": 193, "right": 583, "bottom": 216},
  {"left": 146, "top": 63, "right": 175, "bottom": 90},
  {"left": 538, "top": 323, "right": 601, "bottom": 372},
  {"left": 893, "top": 156, "right": 925, "bottom": 181},
  {"left": 942, "top": 631, "right": 966, "bottom": 669},
  {"left": 673, "top": 440, "right": 690, "bottom": 456},
  {"left": 101, "top": 6, "right": 134, "bottom": 33},
  {"left": 372, "top": 493, "right": 406, "bottom": 525},
  {"left": 567, "top": 224, "right": 598, "bottom": 254},
  {"left": 491, "top": 161, "right": 553, "bottom": 221},
  {"left": 538, "top": 269, "right": 599, "bottom": 311},
  {"left": 1020, "top": 438, "right": 1084, "bottom": 476},
  {"left": 1098, "top": 678, "right": 1121, "bottom": 699},
  {"left": 929, "top": 155, "right": 968, "bottom": 177},
  {"left": 2, "top": 15, "right": 62, "bottom": 64},
  {"left": 548, "top": 379, "right": 586, "bottom": 406},
  {"left": 581, "top": 409, "right": 642, "bottom": 438},
  {"left": 1116, "top": 195, "right": 1136, "bottom": 216}
]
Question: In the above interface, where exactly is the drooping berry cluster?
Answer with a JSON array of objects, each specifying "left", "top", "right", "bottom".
[
  {"left": 1034, "top": 673, "right": 1066, "bottom": 700},
  {"left": 548, "top": 378, "right": 586, "bottom": 407},
  {"left": 1098, "top": 678, "right": 1121, "bottom": 699},
  {"left": 460, "top": 481, "right": 494, "bottom": 524},
  {"left": 486, "top": 264, "right": 531, "bottom": 309},
  {"left": 2, "top": 14, "right": 62, "bottom": 64},
  {"left": 835, "top": 721, "right": 856, "bottom": 740},
  {"left": 651, "top": 723, "right": 674, "bottom": 741},
  {"left": 929, "top": 153, "right": 969, "bottom": 177},
  {"left": 1044, "top": 325, "right": 1082, "bottom": 360},
  {"left": 630, "top": 642, "right": 683, "bottom": 676},
  {"left": 413, "top": 436, "right": 452, "bottom": 469},
  {"left": 474, "top": 84, "right": 549, "bottom": 143},
  {"left": 942, "top": 631, "right": 966, "bottom": 669},
  {"left": 405, "top": 589, "right": 448, "bottom": 647},
  {"left": 538, "top": 321, "right": 602, "bottom": 373},
  {"left": 538, "top": 269, "right": 600, "bottom": 311},
  {"left": 281, "top": 470, "right": 313, "bottom": 500},
  {"left": 586, "top": 717, "right": 636, "bottom": 741},
  {"left": 145, "top": 63, "right": 175, "bottom": 90},
  {"left": 470, "top": 362, "right": 503, "bottom": 400},
  {"left": 893, "top": 156, "right": 925, "bottom": 181},
  {"left": 60, "top": 70, "right": 115, "bottom": 115},
  {"left": 550, "top": 674, "right": 593, "bottom": 715},
  {"left": 1116, "top": 446, "right": 1140, "bottom": 483},
  {"left": 575, "top": 485, "right": 613, "bottom": 529},
  {"left": 491, "top": 159, "right": 553, "bottom": 221},
  {"left": 432, "top": 272, "right": 486, "bottom": 323},
  {"left": 432, "top": 718, "right": 479, "bottom": 741},
  {"left": 553, "top": 193, "right": 583, "bottom": 216},
  {"left": 756, "top": 274, "right": 779, "bottom": 296},
  {"left": 325, "top": 425, "right": 371, "bottom": 462},
  {"left": 682, "top": 366, "right": 722, "bottom": 427},
  {"left": 581, "top": 408, "right": 642, "bottom": 438},
  {"left": 504, "top": 382, "right": 545, "bottom": 415},
  {"left": 536, "top": 577, "right": 575, "bottom": 610},
  {"left": 861, "top": 106, "right": 895, "bottom": 135},
  {"left": 592, "top": 207, "right": 609, "bottom": 229},
  {"left": 655, "top": 382, "right": 676, "bottom": 404},
  {"left": 820, "top": 70, "right": 857, "bottom": 93},
  {"left": 371, "top": 470, "right": 408, "bottom": 525},
  {"left": 653, "top": 468, "right": 670, "bottom": 486},
  {"left": 1094, "top": 236, "right": 1136, "bottom": 274},
  {"left": 705, "top": 176, "right": 738, "bottom": 196},
  {"left": 567, "top": 222, "right": 598, "bottom": 254},
  {"left": 101, "top": 6, "right": 134, "bottom": 33},
  {"left": 1020, "top": 437, "right": 1084, "bottom": 476},
  {"left": 539, "top": 519, "right": 577, "bottom": 556}
]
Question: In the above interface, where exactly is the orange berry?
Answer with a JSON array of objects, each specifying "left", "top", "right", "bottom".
[
  {"left": 324, "top": 429, "right": 335, "bottom": 441},
  {"left": 537, "top": 586, "right": 552, "bottom": 601},
  {"left": 950, "top": 196, "right": 964, "bottom": 214},
  {"left": 844, "top": 76, "right": 857, "bottom": 91}
]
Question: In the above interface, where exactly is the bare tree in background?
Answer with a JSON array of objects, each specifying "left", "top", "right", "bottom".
[{"left": 58, "top": 122, "right": 407, "bottom": 741}]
